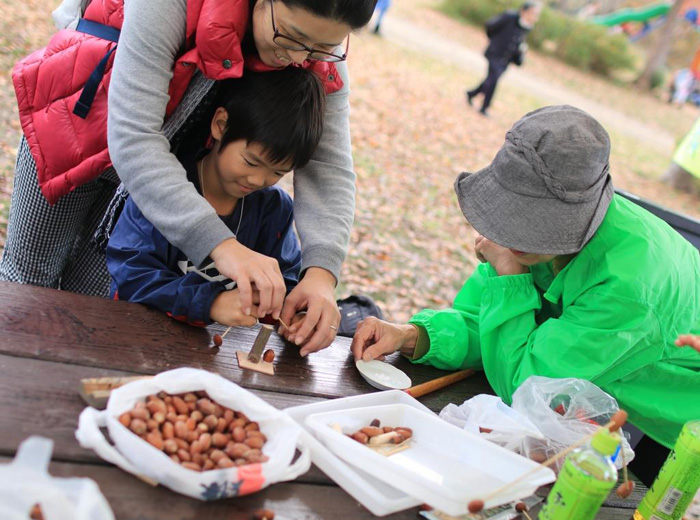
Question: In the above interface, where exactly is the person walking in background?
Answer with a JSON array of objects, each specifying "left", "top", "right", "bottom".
[
  {"left": 662, "top": 116, "right": 700, "bottom": 194},
  {"left": 466, "top": 2, "right": 542, "bottom": 117},
  {"left": 372, "top": 0, "right": 392, "bottom": 35}
]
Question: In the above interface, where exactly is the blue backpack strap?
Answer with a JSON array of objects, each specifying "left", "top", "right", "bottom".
[{"left": 73, "top": 19, "right": 120, "bottom": 119}]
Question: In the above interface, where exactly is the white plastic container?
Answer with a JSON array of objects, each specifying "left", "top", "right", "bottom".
[
  {"left": 305, "top": 403, "right": 556, "bottom": 516},
  {"left": 284, "top": 391, "right": 431, "bottom": 516}
]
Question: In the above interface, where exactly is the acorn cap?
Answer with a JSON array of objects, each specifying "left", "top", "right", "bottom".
[{"left": 591, "top": 428, "right": 620, "bottom": 456}]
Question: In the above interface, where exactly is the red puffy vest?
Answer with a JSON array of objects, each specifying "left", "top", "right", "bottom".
[{"left": 12, "top": 0, "right": 343, "bottom": 205}]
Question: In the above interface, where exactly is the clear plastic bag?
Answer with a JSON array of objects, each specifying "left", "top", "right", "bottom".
[
  {"left": 511, "top": 376, "right": 635, "bottom": 471},
  {"left": 0, "top": 436, "right": 114, "bottom": 520},
  {"left": 76, "top": 368, "right": 310, "bottom": 500},
  {"left": 439, "top": 394, "right": 544, "bottom": 452}
]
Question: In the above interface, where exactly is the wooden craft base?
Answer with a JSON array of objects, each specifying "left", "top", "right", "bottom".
[
  {"left": 79, "top": 376, "right": 153, "bottom": 409},
  {"left": 236, "top": 351, "right": 275, "bottom": 375}
]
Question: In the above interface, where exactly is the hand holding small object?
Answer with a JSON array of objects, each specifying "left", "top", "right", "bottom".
[
  {"left": 351, "top": 317, "right": 418, "bottom": 362},
  {"left": 279, "top": 268, "right": 340, "bottom": 356}
]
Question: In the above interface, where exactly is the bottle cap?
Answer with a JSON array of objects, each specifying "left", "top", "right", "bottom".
[{"left": 591, "top": 428, "right": 620, "bottom": 456}]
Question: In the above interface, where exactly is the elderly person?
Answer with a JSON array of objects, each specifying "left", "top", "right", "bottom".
[{"left": 352, "top": 105, "right": 700, "bottom": 484}]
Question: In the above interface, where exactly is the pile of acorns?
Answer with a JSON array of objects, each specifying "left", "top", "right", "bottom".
[
  {"left": 118, "top": 391, "right": 269, "bottom": 472},
  {"left": 347, "top": 419, "right": 413, "bottom": 446}
]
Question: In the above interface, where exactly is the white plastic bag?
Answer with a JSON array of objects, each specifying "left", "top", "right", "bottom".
[
  {"left": 439, "top": 394, "right": 544, "bottom": 452},
  {"left": 511, "top": 376, "right": 635, "bottom": 470},
  {"left": 76, "top": 368, "right": 310, "bottom": 500},
  {"left": 0, "top": 436, "right": 114, "bottom": 520}
]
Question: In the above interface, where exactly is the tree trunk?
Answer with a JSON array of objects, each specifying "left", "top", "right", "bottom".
[{"left": 635, "top": 0, "right": 685, "bottom": 90}]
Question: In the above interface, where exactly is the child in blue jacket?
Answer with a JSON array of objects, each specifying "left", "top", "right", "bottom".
[{"left": 106, "top": 67, "right": 325, "bottom": 327}]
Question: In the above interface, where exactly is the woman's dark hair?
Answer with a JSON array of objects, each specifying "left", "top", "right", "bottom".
[
  {"left": 280, "top": 0, "right": 378, "bottom": 29},
  {"left": 216, "top": 67, "right": 325, "bottom": 170}
]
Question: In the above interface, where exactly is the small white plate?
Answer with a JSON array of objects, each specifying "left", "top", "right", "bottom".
[{"left": 355, "top": 360, "right": 412, "bottom": 390}]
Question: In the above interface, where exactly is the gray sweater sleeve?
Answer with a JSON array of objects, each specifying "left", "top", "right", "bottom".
[
  {"left": 108, "top": 0, "right": 232, "bottom": 266},
  {"left": 293, "top": 60, "right": 355, "bottom": 281},
  {"left": 108, "top": 0, "right": 356, "bottom": 277}
]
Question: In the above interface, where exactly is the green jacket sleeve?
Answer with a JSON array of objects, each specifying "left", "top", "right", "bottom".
[
  {"left": 407, "top": 263, "right": 496, "bottom": 370},
  {"left": 408, "top": 265, "right": 664, "bottom": 405}
]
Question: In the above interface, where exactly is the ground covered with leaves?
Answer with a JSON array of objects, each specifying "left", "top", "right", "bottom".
[{"left": 1, "top": 0, "right": 698, "bottom": 323}]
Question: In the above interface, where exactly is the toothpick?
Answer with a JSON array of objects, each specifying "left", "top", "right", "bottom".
[
  {"left": 479, "top": 414, "right": 625, "bottom": 505},
  {"left": 221, "top": 326, "right": 233, "bottom": 339},
  {"left": 277, "top": 317, "right": 290, "bottom": 330}
]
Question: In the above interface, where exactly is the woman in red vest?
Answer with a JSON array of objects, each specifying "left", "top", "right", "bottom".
[{"left": 5, "top": 0, "right": 376, "bottom": 355}]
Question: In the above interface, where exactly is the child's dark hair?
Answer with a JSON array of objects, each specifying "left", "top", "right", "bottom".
[
  {"left": 216, "top": 67, "right": 325, "bottom": 170},
  {"left": 278, "top": 0, "right": 377, "bottom": 30}
]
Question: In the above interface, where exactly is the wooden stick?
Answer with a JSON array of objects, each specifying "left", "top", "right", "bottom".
[
  {"left": 404, "top": 369, "right": 475, "bottom": 398},
  {"left": 221, "top": 326, "right": 233, "bottom": 339},
  {"left": 277, "top": 317, "right": 290, "bottom": 330},
  {"left": 479, "top": 413, "right": 626, "bottom": 505}
]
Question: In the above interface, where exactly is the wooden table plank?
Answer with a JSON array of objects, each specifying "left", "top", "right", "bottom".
[
  {"left": 0, "top": 282, "right": 492, "bottom": 404},
  {"left": 1, "top": 282, "right": 638, "bottom": 519}
]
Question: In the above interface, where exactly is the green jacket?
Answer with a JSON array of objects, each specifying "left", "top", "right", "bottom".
[
  {"left": 409, "top": 195, "right": 700, "bottom": 448},
  {"left": 673, "top": 117, "right": 700, "bottom": 179}
]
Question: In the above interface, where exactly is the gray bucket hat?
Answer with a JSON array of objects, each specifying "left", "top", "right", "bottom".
[{"left": 454, "top": 105, "right": 614, "bottom": 255}]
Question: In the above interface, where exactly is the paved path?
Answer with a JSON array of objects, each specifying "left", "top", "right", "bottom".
[{"left": 382, "top": 15, "right": 676, "bottom": 154}]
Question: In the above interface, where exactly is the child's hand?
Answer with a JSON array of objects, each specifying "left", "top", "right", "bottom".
[
  {"left": 280, "top": 268, "right": 340, "bottom": 357},
  {"left": 210, "top": 238, "right": 286, "bottom": 321},
  {"left": 351, "top": 317, "right": 418, "bottom": 362},
  {"left": 210, "top": 289, "right": 259, "bottom": 327},
  {"left": 676, "top": 334, "right": 700, "bottom": 353}
]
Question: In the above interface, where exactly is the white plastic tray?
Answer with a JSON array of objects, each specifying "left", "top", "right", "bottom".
[
  {"left": 284, "top": 391, "right": 432, "bottom": 516},
  {"left": 305, "top": 403, "right": 556, "bottom": 516}
]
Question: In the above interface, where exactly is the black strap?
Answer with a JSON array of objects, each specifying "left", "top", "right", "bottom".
[{"left": 73, "top": 19, "right": 120, "bottom": 119}]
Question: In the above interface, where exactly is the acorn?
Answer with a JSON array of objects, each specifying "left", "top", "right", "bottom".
[
  {"left": 515, "top": 502, "right": 528, "bottom": 512},
  {"left": 609, "top": 410, "right": 628, "bottom": 432},
  {"left": 468, "top": 499, "right": 484, "bottom": 513},
  {"left": 213, "top": 334, "right": 223, "bottom": 347},
  {"left": 616, "top": 480, "right": 635, "bottom": 498},
  {"left": 263, "top": 349, "right": 275, "bottom": 363}
]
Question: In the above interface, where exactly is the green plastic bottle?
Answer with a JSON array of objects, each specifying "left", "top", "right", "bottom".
[
  {"left": 633, "top": 421, "right": 700, "bottom": 520},
  {"left": 539, "top": 428, "right": 620, "bottom": 520}
]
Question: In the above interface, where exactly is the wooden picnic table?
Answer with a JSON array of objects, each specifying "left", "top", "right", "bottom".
[{"left": 0, "top": 281, "right": 645, "bottom": 519}]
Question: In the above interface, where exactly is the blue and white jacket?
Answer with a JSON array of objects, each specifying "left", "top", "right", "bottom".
[{"left": 106, "top": 150, "right": 301, "bottom": 326}]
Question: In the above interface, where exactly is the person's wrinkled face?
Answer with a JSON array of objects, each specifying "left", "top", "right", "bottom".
[{"left": 252, "top": 0, "right": 352, "bottom": 67}]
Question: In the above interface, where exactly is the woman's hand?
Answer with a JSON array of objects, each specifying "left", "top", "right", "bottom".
[
  {"left": 676, "top": 334, "right": 700, "bottom": 353},
  {"left": 351, "top": 317, "right": 418, "bottom": 362},
  {"left": 210, "top": 238, "right": 286, "bottom": 320},
  {"left": 210, "top": 289, "right": 259, "bottom": 327},
  {"left": 279, "top": 268, "right": 340, "bottom": 357},
  {"left": 475, "top": 235, "right": 528, "bottom": 276}
]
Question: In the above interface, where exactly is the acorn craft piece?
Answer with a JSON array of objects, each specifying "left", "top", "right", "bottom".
[
  {"left": 118, "top": 391, "right": 269, "bottom": 472},
  {"left": 515, "top": 501, "right": 534, "bottom": 520},
  {"left": 342, "top": 418, "right": 413, "bottom": 457},
  {"left": 466, "top": 410, "right": 629, "bottom": 514}
]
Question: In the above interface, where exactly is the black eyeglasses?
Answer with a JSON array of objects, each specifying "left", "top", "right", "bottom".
[{"left": 269, "top": 0, "right": 349, "bottom": 63}]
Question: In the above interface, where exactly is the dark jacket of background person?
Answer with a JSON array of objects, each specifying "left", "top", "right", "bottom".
[{"left": 484, "top": 10, "right": 530, "bottom": 66}]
